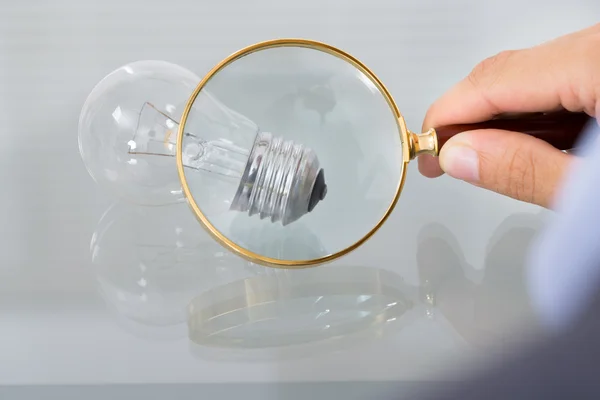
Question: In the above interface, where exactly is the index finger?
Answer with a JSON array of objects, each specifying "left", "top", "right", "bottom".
[{"left": 422, "top": 26, "right": 598, "bottom": 130}]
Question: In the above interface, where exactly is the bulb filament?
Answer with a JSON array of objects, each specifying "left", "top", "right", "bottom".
[{"left": 127, "top": 102, "right": 249, "bottom": 179}]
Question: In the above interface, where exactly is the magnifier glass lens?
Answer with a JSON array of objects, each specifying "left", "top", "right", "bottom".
[{"left": 180, "top": 44, "right": 404, "bottom": 263}]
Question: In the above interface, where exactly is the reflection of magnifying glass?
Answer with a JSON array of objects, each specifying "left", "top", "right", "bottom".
[
  {"left": 187, "top": 266, "right": 415, "bottom": 357},
  {"left": 79, "top": 39, "right": 592, "bottom": 269}
]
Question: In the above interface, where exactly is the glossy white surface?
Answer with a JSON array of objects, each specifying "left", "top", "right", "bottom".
[{"left": 1, "top": 0, "right": 599, "bottom": 392}]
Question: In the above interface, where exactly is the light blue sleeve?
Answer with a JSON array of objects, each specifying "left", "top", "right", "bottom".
[{"left": 527, "top": 119, "right": 600, "bottom": 333}]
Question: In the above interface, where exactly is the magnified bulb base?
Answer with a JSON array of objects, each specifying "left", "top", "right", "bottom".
[{"left": 231, "top": 132, "right": 326, "bottom": 226}]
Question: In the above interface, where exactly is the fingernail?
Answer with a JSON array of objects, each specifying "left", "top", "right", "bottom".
[{"left": 440, "top": 144, "right": 480, "bottom": 182}]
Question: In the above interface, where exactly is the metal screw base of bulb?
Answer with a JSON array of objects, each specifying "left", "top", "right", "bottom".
[{"left": 230, "top": 132, "right": 326, "bottom": 226}]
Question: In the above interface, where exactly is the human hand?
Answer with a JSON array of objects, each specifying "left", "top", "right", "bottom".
[{"left": 419, "top": 24, "right": 600, "bottom": 208}]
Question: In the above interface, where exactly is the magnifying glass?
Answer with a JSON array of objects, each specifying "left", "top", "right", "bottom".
[{"left": 78, "top": 39, "right": 592, "bottom": 269}]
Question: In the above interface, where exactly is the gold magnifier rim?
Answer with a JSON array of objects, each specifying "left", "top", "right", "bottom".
[{"left": 176, "top": 38, "right": 410, "bottom": 269}]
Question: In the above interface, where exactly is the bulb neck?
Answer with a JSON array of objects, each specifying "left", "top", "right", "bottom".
[{"left": 230, "top": 132, "right": 326, "bottom": 226}]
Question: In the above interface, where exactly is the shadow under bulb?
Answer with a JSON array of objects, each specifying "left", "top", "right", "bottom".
[{"left": 77, "top": 60, "right": 328, "bottom": 225}]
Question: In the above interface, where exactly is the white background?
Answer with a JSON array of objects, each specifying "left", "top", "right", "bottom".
[{"left": 1, "top": 0, "right": 599, "bottom": 393}]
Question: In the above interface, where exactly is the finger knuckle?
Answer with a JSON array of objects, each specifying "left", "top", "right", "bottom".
[
  {"left": 570, "top": 34, "right": 600, "bottom": 113},
  {"left": 467, "top": 50, "right": 516, "bottom": 88},
  {"left": 589, "top": 22, "right": 600, "bottom": 33},
  {"left": 581, "top": 33, "right": 600, "bottom": 59}
]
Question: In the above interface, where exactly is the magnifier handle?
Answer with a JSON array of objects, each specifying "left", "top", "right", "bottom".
[{"left": 435, "top": 111, "right": 593, "bottom": 151}]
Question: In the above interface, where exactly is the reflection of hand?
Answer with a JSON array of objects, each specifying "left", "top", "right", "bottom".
[
  {"left": 418, "top": 218, "right": 541, "bottom": 348},
  {"left": 417, "top": 226, "right": 499, "bottom": 347},
  {"left": 418, "top": 24, "right": 600, "bottom": 208}
]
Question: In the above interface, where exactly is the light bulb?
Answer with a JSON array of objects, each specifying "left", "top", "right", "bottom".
[{"left": 78, "top": 60, "right": 328, "bottom": 225}]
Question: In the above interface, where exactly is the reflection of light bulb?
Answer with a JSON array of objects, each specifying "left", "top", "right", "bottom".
[
  {"left": 90, "top": 202, "right": 252, "bottom": 329},
  {"left": 78, "top": 60, "right": 328, "bottom": 225}
]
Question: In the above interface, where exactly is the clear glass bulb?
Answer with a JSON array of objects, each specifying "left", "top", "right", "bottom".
[{"left": 78, "top": 60, "right": 328, "bottom": 224}]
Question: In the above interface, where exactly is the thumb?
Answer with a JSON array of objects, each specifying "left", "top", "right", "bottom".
[{"left": 439, "top": 130, "right": 573, "bottom": 208}]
